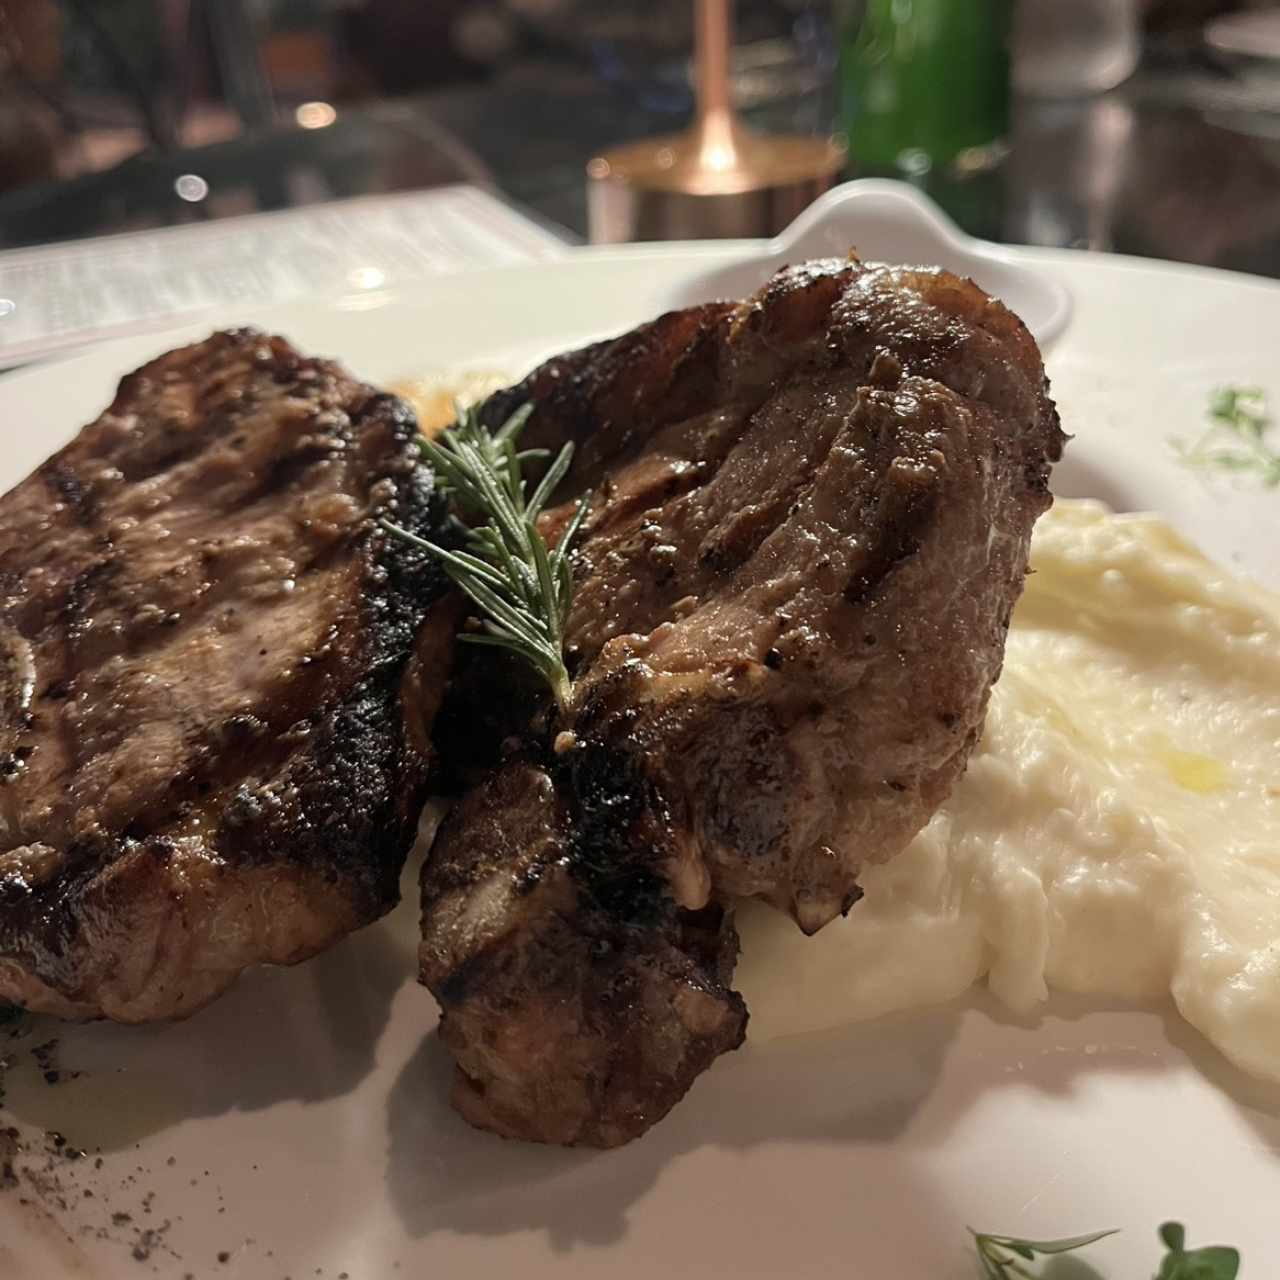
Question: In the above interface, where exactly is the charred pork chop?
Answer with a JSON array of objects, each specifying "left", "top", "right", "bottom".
[
  {"left": 421, "top": 259, "right": 1066, "bottom": 1145},
  {"left": 0, "top": 329, "right": 452, "bottom": 1021}
]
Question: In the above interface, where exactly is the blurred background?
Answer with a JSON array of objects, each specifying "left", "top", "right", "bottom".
[{"left": 0, "top": 0, "right": 1278, "bottom": 273}]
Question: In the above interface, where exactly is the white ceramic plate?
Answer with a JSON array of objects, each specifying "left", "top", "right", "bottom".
[
  {"left": 0, "top": 242, "right": 1278, "bottom": 1280},
  {"left": 666, "top": 179, "right": 1073, "bottom": 344}
]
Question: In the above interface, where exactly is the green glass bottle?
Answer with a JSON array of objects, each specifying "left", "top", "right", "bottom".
[{"left": 839, "top": 0, "right": 1013, "bottom": 177}]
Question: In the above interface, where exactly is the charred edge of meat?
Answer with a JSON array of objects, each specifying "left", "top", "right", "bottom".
[
  {"left": 421, "top": 751, "right": 748, "bottom": 1147},
  {"left": 554, "top": 737, "right": 669, "bottom": 927},
  {"left": 0, "top": 340, "right": 454, "bottom": 977},
  {"left": 479, "top": 302, "right": 737, "bottom": 499},
  {"left": 428, "top": 645, "right": 548, "bottom": 791},
  {"left": 435, "top": 714, "right": 672, "bottom": 925}
]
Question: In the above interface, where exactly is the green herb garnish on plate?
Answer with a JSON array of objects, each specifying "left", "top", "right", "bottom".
[
  {"left": 971, "top": 1227, "right": 1118, "bottom": 1278},
  {"left": 1154, "top": 1221, "right": 1240, "bottom": 1280},
  {"left": 970, "top": 1221, "right": 1239, "bottom": 1279},
  {"left": 382, "top": 402, "right": 588, "bottom": 712},
  {"left": 1174, "top": 385, "right": 1279, "bottom": 488}
]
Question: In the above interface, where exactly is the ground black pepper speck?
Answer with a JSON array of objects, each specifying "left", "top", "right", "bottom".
[
  {"left": 131, "top": 1221, "right": 171, "bottom": 1262},
  {"left": 1, "top": 1128, "right": 19, "bottom": 1188},
  {"left": 0, "top": 1056, "right": 192, "bottom": 1271},
  {"left": 0, "top": 1019, "right": 321, "bottom": 1275},
  {"left": 30, "top": 1037, "right": 80, "bottom": 1086}
]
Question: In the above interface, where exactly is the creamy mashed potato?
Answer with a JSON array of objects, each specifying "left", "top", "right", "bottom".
[
  {"left": 392, "top": 371, "right": 514, "bottom": 436},
  {"left": 738, "top": 499, "right": 1280, "bottom": 1083}
]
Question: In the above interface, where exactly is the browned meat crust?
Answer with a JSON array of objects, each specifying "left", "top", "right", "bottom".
[
  {"left": 0, "top": 329, "right": 454, "bottom": 1021},
  {"left": 422, "top": 258, "right": 1065, "bottom": 1145},
  {"left": 422, "top": 758, "right": 747, "bottom": 1147}
]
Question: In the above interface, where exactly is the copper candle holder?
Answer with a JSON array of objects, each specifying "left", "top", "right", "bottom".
[{"left": 587, "top": 0, "right": 846, "bottom": 242}]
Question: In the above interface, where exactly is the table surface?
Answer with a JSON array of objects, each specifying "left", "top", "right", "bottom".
[
  {"left": 424, "top": 40, "right": 1280, "bottom": 280},
  {"left": 1, "top": 37, "right": 1278, "bottom": 280}
]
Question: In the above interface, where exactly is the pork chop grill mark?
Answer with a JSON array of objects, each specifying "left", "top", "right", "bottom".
[
  {"left": 557, "top": 741, "right": 668, "bottom": 927},
  {"left": 843, "top": 485, "right": 939, "bottom": 605}
]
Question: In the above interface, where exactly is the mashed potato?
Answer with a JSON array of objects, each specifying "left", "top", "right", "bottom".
[
  {"left": 392, "top": 371, "right": 513, "bottom": 436},
  {"left": 738, "top": 499, "right": 1280, "bottom": 1083}
]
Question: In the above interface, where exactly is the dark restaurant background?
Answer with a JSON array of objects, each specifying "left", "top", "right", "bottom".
[{"left": 0, "top": 0, "right": 1278, "bottom": 275}]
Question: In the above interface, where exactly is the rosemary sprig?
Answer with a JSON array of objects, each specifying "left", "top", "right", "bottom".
[
  {"left": 1173, "top": 385, "right": 1280, "bottom": 487},
  {"left": 970, "top": 1221, "right": 1239, "bottom": 1279},
  {"left": 382, "top": 403, "right": 587, "bottom": 711},
  {"left": 425, "top": 401, "right": 551, "bottom": 506},
  {"left": 971, "top": 1228, "right": 1117, "bottom": 1278}
]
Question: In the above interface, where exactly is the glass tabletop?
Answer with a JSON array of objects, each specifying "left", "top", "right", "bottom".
[{"left": 1, "top": 35, "right": 1278, "bottom": 279}]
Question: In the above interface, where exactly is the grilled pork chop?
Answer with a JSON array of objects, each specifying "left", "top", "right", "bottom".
[
  {"left": 422, "top": 258, "right": 1066, "bottom": 1145},
  {"left": 0, "top": 329, "right": 452, "bottom": 1021}
]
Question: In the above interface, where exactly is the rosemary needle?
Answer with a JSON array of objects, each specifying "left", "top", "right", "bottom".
[{"left": 382, "top": 402, "right": 588, "bottom": 712}]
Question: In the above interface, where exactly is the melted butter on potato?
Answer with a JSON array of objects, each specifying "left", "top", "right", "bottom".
[
  {"left": 391, "top": 371, "right": 513, "bottom": 438},
  {"left": 739, "top": 498, "right": 1280, "bottom": 1084}
]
